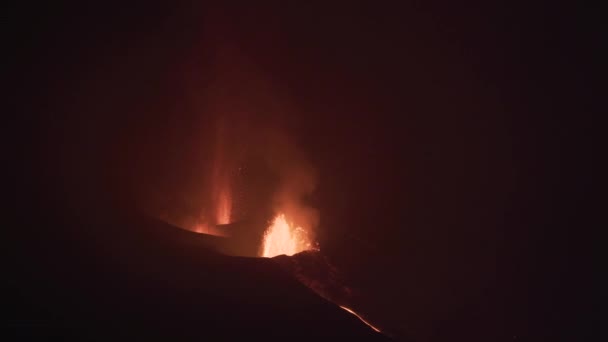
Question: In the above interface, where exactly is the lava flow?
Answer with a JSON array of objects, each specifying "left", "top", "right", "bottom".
[
  {"left": 340, "top": 306, "right": 382, "bottom": 333},
  {"left": 261, "top": 213, "right": 315, "bottom": 257}
]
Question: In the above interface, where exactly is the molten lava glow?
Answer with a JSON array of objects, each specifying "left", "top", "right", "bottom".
[
  {"left": 339, "top": 306, "right": 381, "bottom": 333},
  {"left": 192, "top": 222, "right": 226, "bottom": 237},
  {"left": 261, "top": 213, "right": 314, "bottom": 257}
]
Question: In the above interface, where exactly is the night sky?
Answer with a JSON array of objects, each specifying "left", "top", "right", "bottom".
[{"left": 7, "top": 2, "right": 596, "bottom": 340}]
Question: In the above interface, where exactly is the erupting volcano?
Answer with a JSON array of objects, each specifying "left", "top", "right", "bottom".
[{"left": 140, "top": 14, "right": 385, "bottom": 337}]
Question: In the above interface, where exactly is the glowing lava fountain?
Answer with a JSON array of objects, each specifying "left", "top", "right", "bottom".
[
  {"left": 214, "top": 186, "right": 232, "bottom": 225},
  {"left": 261, "top": 213, "right": 315, "bottom": 257}
]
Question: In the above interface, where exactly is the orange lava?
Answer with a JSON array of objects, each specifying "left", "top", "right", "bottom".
[{"left": 260, "top": 213, "right": 314, "bottom": 257}]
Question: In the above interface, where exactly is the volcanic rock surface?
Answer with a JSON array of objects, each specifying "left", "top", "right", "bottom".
[{"left": 273, "top": 251, "right": 352, "bottom": 306}]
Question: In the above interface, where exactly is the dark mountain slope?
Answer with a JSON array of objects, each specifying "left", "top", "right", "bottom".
[{"left": 6, "top": 210, "right": 390, "bottom": 341}]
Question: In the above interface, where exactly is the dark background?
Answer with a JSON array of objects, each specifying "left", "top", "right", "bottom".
[{"left": 6, "top": 1, "right": 596, "bottom": 341}]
